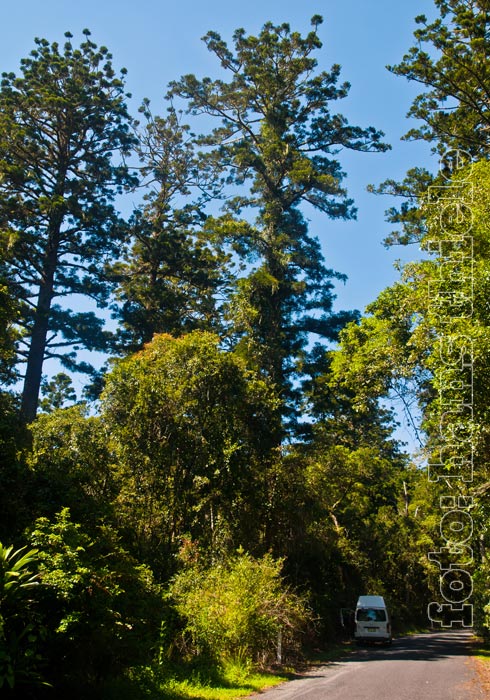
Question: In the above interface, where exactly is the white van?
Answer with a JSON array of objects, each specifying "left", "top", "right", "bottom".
[{"left": 354, "top": 595, "right": 392, "bottom": 644}]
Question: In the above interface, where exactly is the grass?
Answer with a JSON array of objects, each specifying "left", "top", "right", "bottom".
[
  {"left": 101, "top": 658, "right": 288, "bottom": 700},
  {"left": 469, "top": 635, "right": 490, "bottom": 694},
  {"left": 469, "top": 634, "right": 490, "bottom": 661},
  {"left": 160, "top": 670, "right": 287, "bottom": 699},
  {"left": 100, "top": 639, "right": 363, "bottom": 699}
]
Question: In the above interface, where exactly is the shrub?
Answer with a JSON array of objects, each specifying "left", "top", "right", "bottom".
[
  {"left": 170, "top": 549, "right": 311, "bottom": 666},
  {"left": 30, "top": 508, "right": 165, "bottom": 696},
  {"left": 0, "top": 543, "right": 47, "bottom": 692}
]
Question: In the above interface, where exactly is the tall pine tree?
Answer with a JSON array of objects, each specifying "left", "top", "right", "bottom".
[
  {"left": 0, "top": 31, "right": 136, "bottom": 422},
  {"left": 170, "top": 17, "right": 389, "bottom": 434},
  {"left": 389, "top": 0, "right": 490, "bottom": 158},
  {"left": 111, "top": 106, "right": 228, "bottom": 352},
  {"left": 371, "top": 0, "right": 490, "bottom": 245}
]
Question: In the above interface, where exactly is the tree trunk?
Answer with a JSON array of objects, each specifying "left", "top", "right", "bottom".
[{"left": 21, "top": 234, "right": 58, "bottom": 423}]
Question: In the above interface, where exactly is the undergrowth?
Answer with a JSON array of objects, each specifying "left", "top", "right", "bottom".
[{"left": 100, "top": 658, "right": 288, "bottom": 700}]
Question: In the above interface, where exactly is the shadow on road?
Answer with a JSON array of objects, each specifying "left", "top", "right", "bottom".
[{"left": 343, "top": 630, "right": 475, "bottom": 663}]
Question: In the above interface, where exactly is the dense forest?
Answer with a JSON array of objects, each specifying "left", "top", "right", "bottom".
[{"left": 1, "top": 1, "right": 489, "bottom": 697}]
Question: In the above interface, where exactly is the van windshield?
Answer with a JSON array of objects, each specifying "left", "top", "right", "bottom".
[{"left": 356, "top": 608, "right": 386, "bottom": 622}]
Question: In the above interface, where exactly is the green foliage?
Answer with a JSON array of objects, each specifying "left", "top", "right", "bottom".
[
  {"left": 473, "top": 562, "right": 490, "bottom": 638},
  {"left": 0, "top": 239, "right": 21, "bottom": 388},
  {"left": 0, "top": 544, "right": 39, "bottom": 604},
  {"left": 98, "top": 661, "right": 286, "bottom": 700},
  {"left": 111, "top": 107, "right": 229, "bottom": 352},
  {"left": 170, "top": 549, "right": 311, "bottom": 665},
  {"left": 333, "top": 160, "right": 490, "bottom": 629},
  {"left": 0, "top": 392, "right": 31, "bottom": 543},
  {"left": 0, "top": 542, "right": 47, "bottom": 691},
  {"left": 30, "top": 508, "right": 165, "bottom": 694},
  {"left": 0, "top": 17, "right": 445, "bottom": 694},
  {"left": 368, "top": 167, "right": 434, "bottom": 246},
  {"left": 373, "top": 0, "right": 490, "bottom": 245},
  {"left": 27, "top": 404, "right": 114, "bottom": 525},
  {"left": 0, "top": 31, "right": 137, "bottom": 421},
  {"left": 389, "top": 0, "right": 490, "bottom": 157},
  {"left": 355, "top": 161, "right": 490, "bottom": 467},
  {"left": 101, "top": 331, "right": 280, "bottom": 571},
  {"left": 170, "top": 17, "right": 388, "bottom": 428},
  {"left": 0, "top": 280, "right": 19, "bottom": 387},
  {"left": 266, "top": 436, "right": 430, "bottom": 630},
  {"left": 40, "top": 372, "right": 77, "bottom": 412},
  {"left": 330, "top": 281, "right": 427, "bottom": 419}
]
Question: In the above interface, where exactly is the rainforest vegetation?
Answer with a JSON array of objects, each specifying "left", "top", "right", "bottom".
[{"left": 1, "top": 1, "right": 490, "bottom": 697}]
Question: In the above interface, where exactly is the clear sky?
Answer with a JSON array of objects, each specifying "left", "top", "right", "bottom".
[
  {"left": 1, "top": 0, "right": 437, "bottom": 438},
  {"left": 1, "top": 0, "right": 437, "bottom": 311}
]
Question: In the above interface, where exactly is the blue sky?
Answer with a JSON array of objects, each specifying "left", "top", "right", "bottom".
[
  {"left": 1, "top": 0, "right": 436, "bottom": 311},
  {"left": 2, "top": 1, "right": 437, "bottom": 437}
]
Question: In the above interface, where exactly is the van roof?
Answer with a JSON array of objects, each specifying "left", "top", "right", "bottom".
[{"left": 356, "top": 595, "right": 386, "bottom": 608}]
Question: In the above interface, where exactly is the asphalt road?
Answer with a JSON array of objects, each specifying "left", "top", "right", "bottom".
[{"left": 255, "top": 631, "right": 484, "bottom": 700}]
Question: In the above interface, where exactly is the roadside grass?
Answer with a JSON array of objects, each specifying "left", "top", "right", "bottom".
[
  {"left": 100, "top": 638, "right": 378, "bottom": 699},
  {"left": 395, "top": 624, "right": 429, "bottom": 635},
  {"left": 101, "top": 659, "right": 288, "bottom": 700},
  {"left": 100, "top": 641, "right": 353, "bottom": 699},
  {"left": 469, "top": 636, "right": 490, "bottom": 693},
  {"left": 470, "top": 635, "right": 490, "bottom": 661}
]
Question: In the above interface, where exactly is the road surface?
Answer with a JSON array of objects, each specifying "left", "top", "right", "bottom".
[{"left": 256, "top": 631, "right": 484, "bottom": 699}]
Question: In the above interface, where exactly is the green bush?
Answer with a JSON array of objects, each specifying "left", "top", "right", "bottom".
[
  {"left": 170, "top": 549, "right": 311, "bottom": 666},
  {"left": 0, "top": 543, "right": 47, "bottom": 692},
  {"left": 29, "top": 508, "right": 165, "bottom": 696},
  {"left": 473, "top": 562, "right": 490, "bottom": 638}
]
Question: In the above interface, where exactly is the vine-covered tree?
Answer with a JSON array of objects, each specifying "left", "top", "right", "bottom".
[
  {"left": 170, "top": 16, "right": 389, "bottom": 433},
  {"left": 0, "top": 31, "right": 136, "bottom": 422}
]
